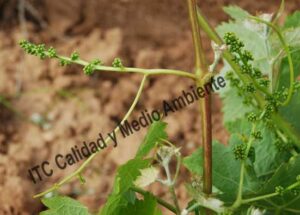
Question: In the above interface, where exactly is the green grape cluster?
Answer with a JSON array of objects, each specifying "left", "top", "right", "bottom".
[
  {"left": 262, "top": 91, "right": 287, "bottom": 119},
  {"left": 83, "top": 59, "right": 102, "bottom": 75},
  {"left": 19, "top": 40, "right": 110, "bottom": 76},
  {"left": 223, "top": 32, "right": 269, "bottom": 91},
  {"left": 233, "top": 143, "right": 255, "bottom": 161},
  {"left": 233, "top": 144, "right": 247, "bottom": 160},
  {"left": 19, "top": 40, "right": 56, "bottom": 59}
]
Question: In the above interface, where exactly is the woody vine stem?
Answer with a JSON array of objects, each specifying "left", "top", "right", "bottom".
[{"left": 187, "top": 1, "right": 213, "bottom": 214}]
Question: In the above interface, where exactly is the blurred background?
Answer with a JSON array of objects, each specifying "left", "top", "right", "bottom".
[{"left": 0, "top": 0, "right": 299, "bottom": 214}]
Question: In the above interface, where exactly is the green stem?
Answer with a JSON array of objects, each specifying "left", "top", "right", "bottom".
[
  {"left": 34, "top": 75, "right": 148, "bottom": 198},
  {"left": 233, "top": 124, "right": 256, "bottom": 208},
  {"left": 240, "top": 180, "right": 300, "bottom": 206},
  {"left": 248, "top": 16, "right": 294, "bottom": 106},
  {"left": 57, "top": 55, "right": 197, "bottom": 80},
  {"left": 131, "top": 186, "right": 177, "bottom": 214},
  {"left": 187, "top": 202, "right": 202, "bottom": 213},
  {"left": 233, "top": 162, "right": 246, "bottom": 208},
  {"left": 170, "top": 186, "right": 181, "bottom": 215},
  {"left": 242, "top": 193, "right": 278, "bottom": 204}
]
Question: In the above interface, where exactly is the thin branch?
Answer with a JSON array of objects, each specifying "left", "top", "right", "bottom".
[
  {"left": 187, "top": 0, "right": 212, "bottom": 196},
  {"left": 57, "top": 55, "right": 197, "bottom": 80}
]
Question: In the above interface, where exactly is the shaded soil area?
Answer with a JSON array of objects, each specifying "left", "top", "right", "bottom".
[{"left": 0, "top": 0, "right": 299, "bottom": 214}]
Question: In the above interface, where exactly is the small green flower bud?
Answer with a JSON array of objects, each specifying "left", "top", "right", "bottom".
[
  {"left": 242, "top": 50, "right": 254, "bottom": 62},
  {"left": 259, "top": 79, "right": 269, "bottom": 87},
  {"left": 71, "top": 51, "right": 80, "bottom": 61},
  {"left": 252, "top": 131, "right": 263, "bottom": 140},
  {"left": 247, "top": 112, "right": 258, "bottom": 122},
  {"left": 241, "top": 64, "right": 252, "bottom": 75},
  {"left": 244, "top": 84, "right": 256, "bottom": 93},
  {"left": 275, "top": 186, "right": 285, "bottom": 196},
  {"left": 83, "top": 59, "right": 102, "bottom": 75},
  {"left": 59, "top": 59, "right": 71, "bottom": 66},
  {"left": 112, "top": 58, "right": 124, "bottom": 69},
  {"left": 48, "top": 47, "right": 57, "bottom": 58},
  {"left": 253, "top": 68, "right": 262, "bottom": 79}
]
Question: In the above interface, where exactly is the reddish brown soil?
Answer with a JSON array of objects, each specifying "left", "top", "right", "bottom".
[{"left": 0, "top": 0, "right": 299, "bottom": 214}]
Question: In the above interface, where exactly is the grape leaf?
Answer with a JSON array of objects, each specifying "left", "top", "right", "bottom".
[
  {"left": 221, "top": 87, "right": 253, "bottom": 124},
  {"left": 223, "top": 5, "right": 250, "bottom": 21},
  {"left": 135, "top": 121, "right": 168, "bottom": 158},
  {"left": 271, "top": 28, "right": 300, "bottom": 52},
  {"left": 284, "top": 11, "right": 300, "bottom": 29},
  {"left": 119, "top": 192, "right": 162, "bottom": 215},
  {"left": 101, "top": 158, "right": 151, "bottom": 215},
  {"left": 40, "top": 196, "right": 90, "bottom": 215},
  {"left": 112, "top": 158, "right": 150, "bottom": 194},
  {"left": 134, "top": 166, "right": 159, "bottom": 188},
  {"left": 253, "top": 156, "right": 300, "bottom": 214}
]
